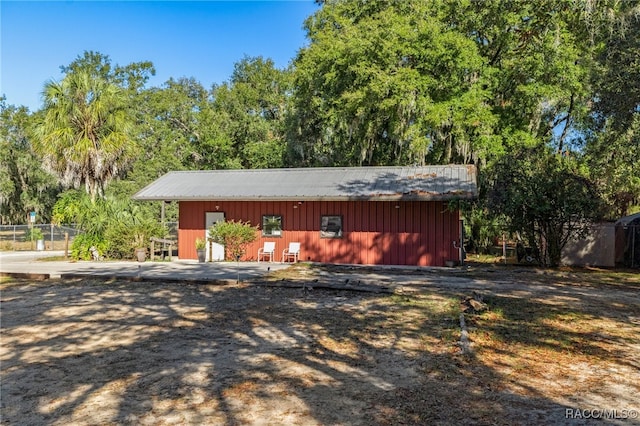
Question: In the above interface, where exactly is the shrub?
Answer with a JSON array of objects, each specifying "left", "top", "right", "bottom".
[
  {"left": 53, "top": 190, "right": 165, "bottom": 260},
  {"left": 487, "top": 146, "right": 605, "bottom": 266},
  {"left": 23, "top": 227, "right": 44, "bottom": 242},
  {"left": 104, "top": 218, "right": 165, "bottom": 259},
  {"left": 208, "top": 220, "right": 258, "bottom": 260},
  {"left": 195, "top": 237, "right": 207, "bottom": 250},
  {"left": 71, "top": 233, "right": 108, "bottom": 260}
]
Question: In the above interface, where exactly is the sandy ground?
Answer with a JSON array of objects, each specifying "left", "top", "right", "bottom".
[{"left": 1, "top": 268, "right": 639, "bottom": 425}]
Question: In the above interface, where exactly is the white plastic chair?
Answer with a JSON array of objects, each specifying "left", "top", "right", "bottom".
[
  {"left": 282, "top": 242, "right": 301, "bottom": 263},
  {"left": 257, "top": 241, "right": 276, "bottom": 263}
]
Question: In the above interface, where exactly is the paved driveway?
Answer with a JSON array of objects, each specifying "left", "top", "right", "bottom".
[{"left": 0, "top": 251, "right": 290, "bottom": 282}]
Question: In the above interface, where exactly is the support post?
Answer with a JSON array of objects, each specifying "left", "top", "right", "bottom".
[
  {"left": 503, "top": 233, "right": 507, "bottom": 265},
  {"left": 64, "top": 232, "right": 69, "bottom": 259},
  {"left": 632, "top": 226, "right": 637, "bottom": 268},
  {"left": 458, "top": 219, "right": 465, "bottom": 266}
]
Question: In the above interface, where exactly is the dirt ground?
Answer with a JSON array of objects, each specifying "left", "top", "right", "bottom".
[{"left": 1, "top": 266, "right": 639, "bottom": 425}]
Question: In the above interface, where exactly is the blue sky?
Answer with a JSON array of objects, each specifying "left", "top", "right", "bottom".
[{"left": 1, "top": 1, "right": 319, "bottom": 111}]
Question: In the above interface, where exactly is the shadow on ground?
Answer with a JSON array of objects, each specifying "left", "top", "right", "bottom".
[{"left": 1, "top": 274, "right": 637, "bottom": 425}]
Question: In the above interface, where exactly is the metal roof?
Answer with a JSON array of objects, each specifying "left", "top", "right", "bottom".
[
  {"left": 132, "top": 165, "right": 478, "bottom": 202},
  {"left": 616, "top": 212, "right": 640, "bottom": 226}
]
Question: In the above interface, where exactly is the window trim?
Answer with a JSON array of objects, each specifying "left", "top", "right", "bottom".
[
  {"left": 320, "top": 215, "right": 343, "bottom": 239},
  {"left": 261, "top": 214, "right": 283, "bottom": 237}
]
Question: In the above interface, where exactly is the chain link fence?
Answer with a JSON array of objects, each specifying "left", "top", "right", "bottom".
[
  {"left": 0, "top": 224, "right": 81, "bottom": 251},
  {"left": 0, "top": 222, "right": 179, "bottom": 253}
]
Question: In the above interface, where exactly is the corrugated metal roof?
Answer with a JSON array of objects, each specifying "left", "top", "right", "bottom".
[
  {"left": 616, "top": 212, "right": 640, "bottom": 226},
  {"left": 132, "top": 165, "right": 478, "bottom": 201}
]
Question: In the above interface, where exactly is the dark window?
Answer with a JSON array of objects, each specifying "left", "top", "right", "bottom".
[
  {"left": 262, "top": 215, "right": 282, "bottom": 237},
  {"left": 321, "top": 215, "right": 342, "bottom": 238}
]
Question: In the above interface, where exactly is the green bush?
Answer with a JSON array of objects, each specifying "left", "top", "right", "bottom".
[
  {"left": 195, "top": 237, "right": 207, "bottom": 250},
  {"left": 104, "top": 218, "right": 165, "bottom": 259},
  {"left": 23, "top": 227, "right": 44, "bottom": 242},
  {"left": 52, "top": 189, "right": 165, "bottom": 260},
  {"left": 487, "top": 146, "right": 605, "bottom": 266},
  {"left": 208, "top": 220, "right": 258, "bottom": 260},
  {"left": 71, "top": 233, "right": 108, "bottom": 260}
]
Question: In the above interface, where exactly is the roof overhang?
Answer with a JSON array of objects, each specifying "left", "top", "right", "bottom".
[{"left": 133, "top": 166, "right": 478, "bottom": 202}]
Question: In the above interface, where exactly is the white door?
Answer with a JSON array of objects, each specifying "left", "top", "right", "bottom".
[{"left": 205, "top": 212, "right": 225, "bottom": 261}]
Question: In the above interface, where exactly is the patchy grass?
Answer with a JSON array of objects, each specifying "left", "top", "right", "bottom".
[
  {"left": 457, "top": 262, "right": 640, "bottom": 288},
  {"left": 35, "top": 255, "right": 72, "bottom": 262},
  {"left": 464, "top": 287, "right": 639, "bottom": 407},
  {"left": 1, "top": 267, "right": 639, "bottom": 425},
  {"left": 266, "top": 262, "right": 316, "bottom": 279}
]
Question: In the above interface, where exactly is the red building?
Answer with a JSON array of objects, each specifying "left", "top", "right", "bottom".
[{"left": 133, "top": 166, "right": 477, "bottom": 266}]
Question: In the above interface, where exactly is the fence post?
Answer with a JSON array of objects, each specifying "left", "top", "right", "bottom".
[
  {"left": 64, "top": 232, "right": 69, "bottom": 259},
  {"left": 50, "top": 224, "right": 54, "bottom": 251},
  {"left": 13, "top": 225, "right": 16, "bottom": 250},
  {"left": 633, "top": 226, "right": 637, "bottom": 269},
  {"left": 503, "top": 233, "right": 507, "bottom": 265}
]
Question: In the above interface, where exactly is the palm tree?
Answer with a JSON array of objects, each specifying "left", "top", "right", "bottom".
[{"left": 33, "top": 69, "right": 135, "bottom": 202}]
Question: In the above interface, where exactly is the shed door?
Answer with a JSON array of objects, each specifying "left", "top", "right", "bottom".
[{"left": 205, "top": 212, "right": 225, "bottom": 261}]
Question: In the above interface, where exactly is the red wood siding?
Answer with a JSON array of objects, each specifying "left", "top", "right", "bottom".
[{"left": 178, "top": 200, "right": 460, "bottom": 266}]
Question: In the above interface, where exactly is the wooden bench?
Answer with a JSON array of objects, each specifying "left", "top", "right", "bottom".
[{"left": 150, "top": 237, "right": 176, "bottom": 261}]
